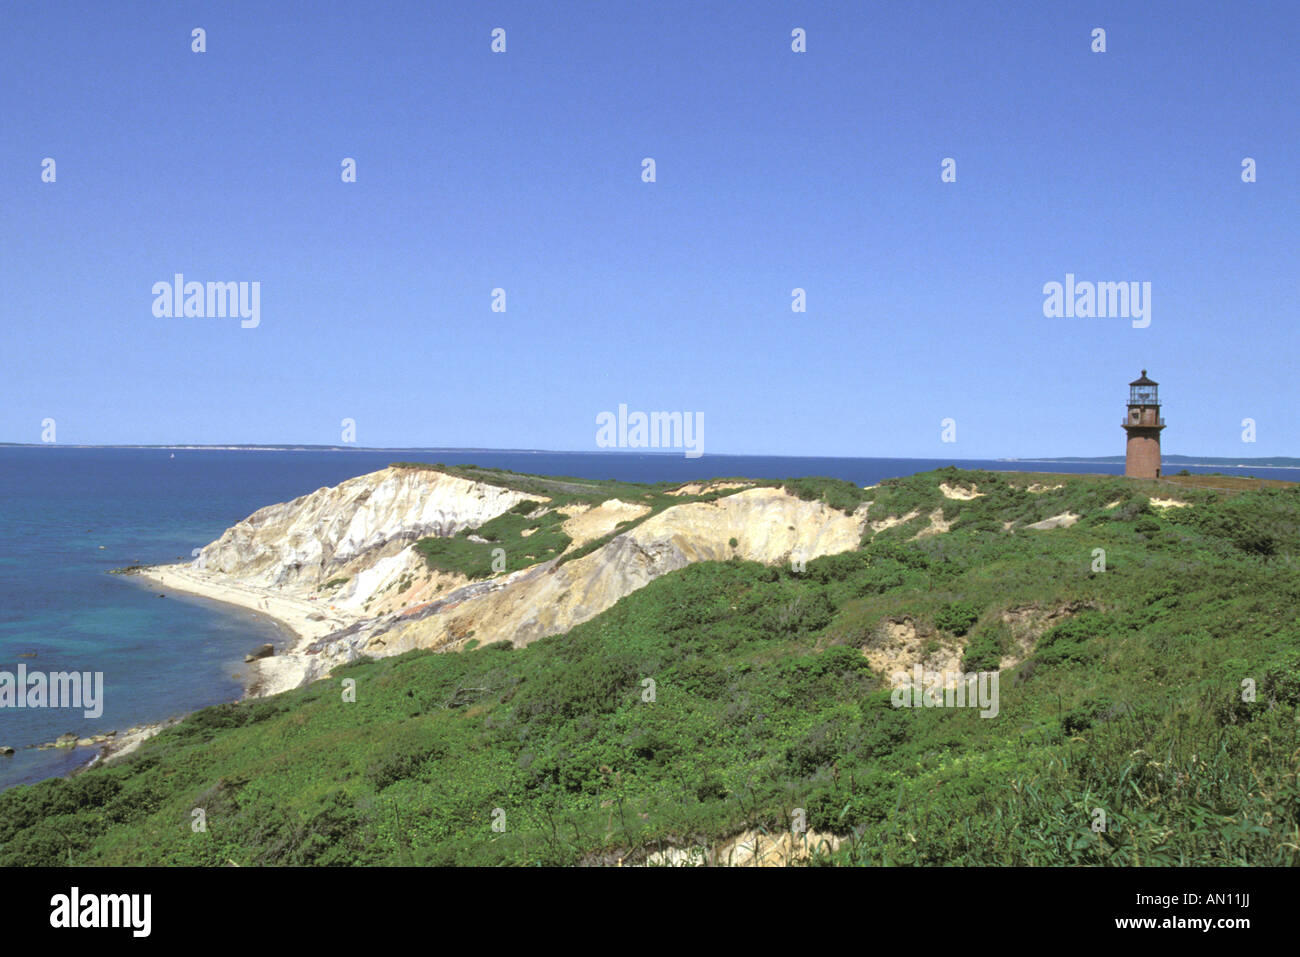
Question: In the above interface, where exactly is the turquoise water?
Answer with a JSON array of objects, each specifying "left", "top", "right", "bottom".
[{"left": 1, "top": 446, "right": 1294, "bottom": 790}]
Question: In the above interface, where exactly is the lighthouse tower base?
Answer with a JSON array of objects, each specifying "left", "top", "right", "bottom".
[{"left": 1124, "top": 430, "right": 1162, "bottom": 479}]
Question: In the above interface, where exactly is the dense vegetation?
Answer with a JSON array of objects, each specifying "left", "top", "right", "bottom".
[
  {"left": 414, "top": 499, "right": 574, "bottom": 578},
  {"left": 2, "top": 468, "right": 1298, "bottom": 866}
]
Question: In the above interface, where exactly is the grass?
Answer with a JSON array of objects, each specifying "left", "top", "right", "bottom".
[
  {"left": 2, "top": 467, "right": 1298, "bottom": 866},
  {"left": 414, "top": 500, "right": 573, "bottom": 579}
]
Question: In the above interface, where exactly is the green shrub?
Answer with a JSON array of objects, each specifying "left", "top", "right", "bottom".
[
  {"left": 961, "top": 625, "right": 1005, "bottom": 672},
  {"left": 1061, "top": 697, "right": 1114, "bottom": 734},
  {"left": 935, "top": 600, "right": 981, "bottom": 636},
  {"left": 781, "top": 477, "right": 872, "bottom": 515},
  {"left": 1035, "top": 613, "right": 1107, "bottom": 666},
  {"left": 365, "top": 726, "right": 447, "bottom": 790}
]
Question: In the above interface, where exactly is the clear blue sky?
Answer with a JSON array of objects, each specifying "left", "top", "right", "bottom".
[{"left": 2, "top": 0, "right": 1296, "bottom": 457}]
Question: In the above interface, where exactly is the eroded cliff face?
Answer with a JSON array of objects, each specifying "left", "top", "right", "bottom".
[
  {"left": 362, "top": 487, "right": 869, "bottom": 657},
  {"left": 162, "top": 467, "right": 873, "bottom": 695},
  {"left": 193, "top": 467, "right": 545, "bottom": 595}
]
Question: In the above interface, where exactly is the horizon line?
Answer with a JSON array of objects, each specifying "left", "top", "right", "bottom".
[{"left": 1, "top": 442, "right": 1298, "bottom": 467}]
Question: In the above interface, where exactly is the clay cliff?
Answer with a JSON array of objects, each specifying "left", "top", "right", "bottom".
[{"left": 141, "top": 466, "right": 872, "bottom": 696}]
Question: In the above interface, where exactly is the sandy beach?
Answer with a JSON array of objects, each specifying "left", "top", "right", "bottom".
[{"left": 134, "top": 563, "right": 360, "bottom": 697}]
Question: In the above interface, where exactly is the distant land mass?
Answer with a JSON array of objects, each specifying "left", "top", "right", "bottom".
[
  {"left": 3, "top": 443, "right": 1297, "bottom": 469},
  {"left": 1009, "top": 455, "right": 1300, "bottom": 469},
  {"left": 0, "top": 443, "right": 679, "bottom": 453}
]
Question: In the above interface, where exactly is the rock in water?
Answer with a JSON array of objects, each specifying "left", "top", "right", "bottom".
[{"left": 245, "top": 643, "right": 275, "bottom": 662}]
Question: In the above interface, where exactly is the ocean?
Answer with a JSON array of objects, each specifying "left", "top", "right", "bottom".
[{"left": 1, "top": 446, "right": 1295, "bottom": 791}]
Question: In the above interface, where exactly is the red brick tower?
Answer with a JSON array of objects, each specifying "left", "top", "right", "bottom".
[{"left": 1123, "top": 370, "right": 1165, "bottom": 478}]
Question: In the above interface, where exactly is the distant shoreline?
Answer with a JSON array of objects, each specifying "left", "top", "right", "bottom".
[{"left": 4, "top": 444, "right": 1299, "bottom": 470}]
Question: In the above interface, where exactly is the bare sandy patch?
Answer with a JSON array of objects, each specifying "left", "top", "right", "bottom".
[
  {"left": 643, "top": 829, "right": 841, "bottom": 866},
  {"left": 939, "top": 482, "right": 983, "bottom": 500},
  {"left": 560, "top": 499, "right": 651, "bottom": 548},
  {"left": 666, "top": 481, "right": 753, "bottom": 497},
  {"left": 912, "top": 507, "right": 952, "bottom": 539},
  {"left": 1026, "top": 512, "right": 1079, "bottom": 530},
  {"left": 1149, "top": 497, "right": 1191, "bottom": 509},
  {"left": 862, "top": 617, "right": 965, "bottom": 684},
  {"left": 868, "top": 509, "right": 921, "bottom": 535},
  {"left": 999, "top": 601, "right": 1096, "bottom": 670},
  {"left": 1026, "top": 483, "right": 1064, "bottom": 494}
]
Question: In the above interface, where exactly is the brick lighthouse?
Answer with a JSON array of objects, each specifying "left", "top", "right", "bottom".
[{"left": 1123, "top": 370, "right": 1165, "bottom": 478}]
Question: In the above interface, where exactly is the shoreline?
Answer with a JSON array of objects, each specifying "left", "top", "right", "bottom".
[
  {"left": 81, "top": 716, "right": 185, "bottom": 769},
  {"left": 131, "top": 564, "right": 359, "bottom": 699},
  {"left": 37, "top": 565, "right": 365, "bottom": 777}
]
